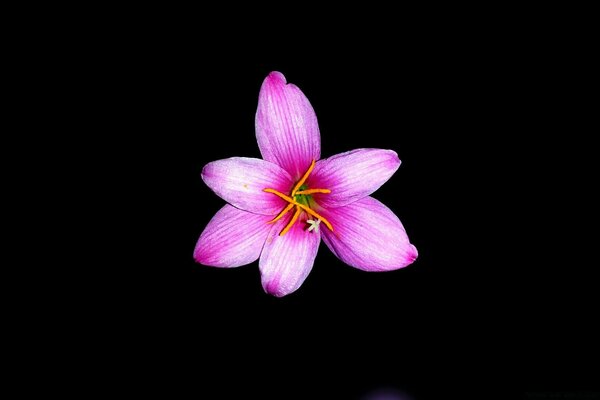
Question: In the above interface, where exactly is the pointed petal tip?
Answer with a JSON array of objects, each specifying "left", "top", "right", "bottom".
[
  {"left": 193, "top": 249, "right": 208, "bottom": 265},
  {"left": 262, "top": 280, "right": 302, "bottom": 297},
  {"left": 390, "top": 243, "right": 418, "bottom": 269},
  {"left": 410, "top": 244, "right": 418, "bottom": 260},
  {"left": 200, "top": 161, "right": 216, "bottom": 184},
  {"left": 391, "top": 150, "right": 401, "bottom": 166},
  {"left": 260, "top": 265, "right": 303, "bottom": 297},
  {"left": 383, "top": 148, "right": 401, "bottom": 169},
  {"left": 200, "top": 163, "right": 209, "bottom": 181},
  {"left": 263, "top": 282, "right": 288, "bottom": 297},
  {"left": 193, "top": 245, "right": 213, "bottom": 267},
  {"left": 402, "top": 244, "right": 419, "bottom": 268},
  {"left": 266, "top": 71, "right": 287, "bottom": 84}
]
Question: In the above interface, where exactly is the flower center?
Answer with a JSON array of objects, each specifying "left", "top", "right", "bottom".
[{"left": 263, "top": 160, "right": 333, "bottom": 236}]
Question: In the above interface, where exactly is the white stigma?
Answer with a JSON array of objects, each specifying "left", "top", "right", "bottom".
[{"left": 306, "top": 219, "right": 321, "bottom": 233}]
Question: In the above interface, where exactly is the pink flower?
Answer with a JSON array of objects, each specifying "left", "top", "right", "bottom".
[{"left": 194, "top": 71, "right": 418, "bottom": 297}]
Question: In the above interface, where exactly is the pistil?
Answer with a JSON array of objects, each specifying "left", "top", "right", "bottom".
[{"left": 263, "top": 160, "right": 333, "bottom": 236}]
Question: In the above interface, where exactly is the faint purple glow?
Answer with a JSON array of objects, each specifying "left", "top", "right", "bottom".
[{"left": 361, "top": 387, "right": 415, "bottom": 400}]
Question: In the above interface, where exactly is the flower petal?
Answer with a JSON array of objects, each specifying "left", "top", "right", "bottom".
[
  {"left": 308, "top": 149, "right": 401, "bottom": 208},
  {"left": 255, "top": 71, "right": 321, "bottom": 180},
  {"left": 194, "top": 205, "right": 273, "bottom": 268},
  {"left": 320, "top": 196, "right": 417, "bottom": 271},
  {"left": 202, "top": 157, "right": 293, "bottom": 215},
  {"left": 259, "top": 213, "right": 321, "bottom": 297}
]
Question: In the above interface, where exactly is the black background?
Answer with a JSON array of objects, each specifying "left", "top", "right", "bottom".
[
  {"left": 118, "top": 52, "right": 501, "bottom": 398},
  {"left": 106, "top": 51, "right": 485, "bottom": 398},
  {"left": 39, "top": 11, "right": 598, "bottom": 399}
]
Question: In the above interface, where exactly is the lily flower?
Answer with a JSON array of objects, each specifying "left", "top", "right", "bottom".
[{"left": 194, "top": 71, "right": 418, "bottom": 297}]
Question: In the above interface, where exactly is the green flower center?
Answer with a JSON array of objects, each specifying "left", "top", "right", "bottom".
[{"left": 294, "top": 184, "right": 312, "bottom": 208}]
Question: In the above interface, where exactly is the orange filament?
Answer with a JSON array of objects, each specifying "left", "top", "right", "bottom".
[
  {"left": 269, "top": 202, "right": 295, "bottom": 223},
  {"left": 263, "top": 188, "right": 296, "bottom": 203},
  {"left": 291, "top": 159, "right": 316, "bottom": 196},
  {"left": 264, "top": 160, "right": 333, "bottom": 236},
  {"left": 295, "top": 205, "right": 333, "bottom": 232},
  {"left": 263, "top": 188, "right": 333, "bottom": 232},
  {"left": 294, "top": 188, "right": 331, "bottom": 195},
  {"left": 279, "top": 206, "right": 301, "bottom": 236}
]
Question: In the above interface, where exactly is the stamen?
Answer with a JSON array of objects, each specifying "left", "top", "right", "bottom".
[
  {"left": 263, "top": 188, "right": 333, "bottom": 232},
  {"left": 294, "top": 188, "right": 331, "bottom": 195},
  {"left": 291, "top": 159, "right": 316, "bottom": 196},
  {"left": 279, "top": 206, "right": 301, "bottom": 236},
  {"left": 268, "top": 203, "right": 295, "bottom": 223},
  {"left": 263, "top": 160, "right": 334, "bottom": 236},
  {"left": 263, "top": 188, "right": 295, "bottom": 202},
  {"left": 295, "top": 204, "right": 333, "bottom": 232}
]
